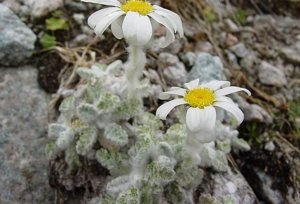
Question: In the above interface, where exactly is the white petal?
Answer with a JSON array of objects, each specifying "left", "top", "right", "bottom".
[
  {"left": 123, "top": 12, "right": 153, "bottom": 46},
  {"left": 156, "top": 99, "right": 187, "bottom": 120},
  {"left": 186, "top": 107, "right": 216, "bottom": 132},
  {"left": 153, "top": 5, "right": 183, "bottom": 37},
  {"left": 94, "top": 11, "right": 124, "bottom": 36},
  {"left": 215, "top": 86, "right": 251, "bottom": 97},
  {"left": 214, "top": 96, "right": 234, "bottom": 103},
  {"left": 159, "top": 87, "right": 187, "bottom": 100},
  {"left": 88, "top": 7, "right": 121, "bottom": 28},
  {"left": 111, "top": 16, "right": 124, "bottom": 39},
  {"left": 81, "top": 0, "right": 121, "bottom": 7},
  {"left": 202, "top": 80, "right": 230, "bottom": 90},
  {"left": 153, "top": 10, "right": 177, "bottom": 32},
  {"left": 184, "top": 79, "right": 199, "bottom": 89},
  {"left": 148, "top": 12, "right": 174, "bottom": 48},
  {"left": 213, "top": 102, "right": 244, "bottom": 125}
]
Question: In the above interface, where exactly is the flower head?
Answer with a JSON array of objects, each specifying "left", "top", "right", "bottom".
[
  {"left": 82, "top": 0, "right": 183, "bottom": 47},
  {"left": 156, "top": 79, "right": 251, "bottom": 132}
]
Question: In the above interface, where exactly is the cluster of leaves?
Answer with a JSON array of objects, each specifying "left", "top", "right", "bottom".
[{"left": 46, "top": 60, "right": 250, "bottom": 203}]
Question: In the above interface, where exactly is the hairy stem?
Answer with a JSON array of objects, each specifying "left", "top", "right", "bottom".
[{"left": 125, "top": 45, "right": 146, "bottom": 99}]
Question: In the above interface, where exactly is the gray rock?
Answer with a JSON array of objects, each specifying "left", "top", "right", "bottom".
[
  {"left": 224, "top": 18, "right": 239, "bottom": 32},
  {"left": 195, "top": 41, "right": 213, "bottom": 53},
  {"left": 2, "top": 0, "right": 21, "bottom": 13},
  {"left": 180, "top": 51, "right": 196, "bottom": 67},
  {"left": 187, "top": 53, "right": 225, "bottom": 83},
  {"left": 163, "top": 62, "right": 187, "bottom": 86},
  {"left": 280, "top": 47, "right": 300, "bottom": 65},
  {"left": 230, "top": 43, "right": 250, "bottom": 58},
  {"left": 158, "top": 52, "right": 179, "bottom": 65},
  {"left": 0, "top": 4, "right": 36, "bottom": 66},
  {"left": 258, "top": 61, "right": 287, "bottom": 87},
  {"left": 24, "top": 0, "right": 64, "bottom": 18},
  {"left": 264, "top": 141, "right": 275, "bottom": 151},
  {"left": 73, "top": 13, "right": 85, "bottom": 25},
  {"left": 241, "top": 53, "right": 257, "bottom": 71},
  {"left": 236, "top": 96, "right": 273, "bottom": 124},
  {"left": 0, "top": 66, "right": 53, "bottom": 203},
  {"left": 199, "top": 168, "right": 258, "bottom": 203}
]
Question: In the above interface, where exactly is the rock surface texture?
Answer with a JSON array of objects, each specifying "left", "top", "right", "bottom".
[
  {"left": 0, "top": 66, "right": 53, "bottom": 203},
  {"left": 0, "top": 4, "right": 36, "bottom": 66}
]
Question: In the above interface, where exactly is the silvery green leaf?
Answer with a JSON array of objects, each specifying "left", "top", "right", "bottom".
[
  {"left": 85, "top": 80, "right": 102, "bottom": 102},
  {"left": 77, "top": 103, "right": 98, "bottom": 121},
  {"left": 70, "top": 119, "right": 87, "bottom": 131},
  {"left": 56, "top": 130, "right": 74, "bottom": 149},
  {"left": 96, "top": 148, "right": 127, "bottom": 170},
  {"left": 165, "top": 184, "right": 185, "bottom": 204},
  {"left": 59, "top": 96, "right": 75, "bottom": 113},
  {"left": 65, "top": 144, "right": 81, "bottom": 169},
  {"left": 176, "top": 158, "right": 204, "bottom": 187},
  {"left": 48, "top": 123, "right": 67, "bottom": 137},
  {"left": 139, "top": 182, "right": 154, "bottom": 204},
  {"left": 116, "top": 187, "right": 140, "bottom": 204},
  {"left": 158, "top": 142, "right": 174, "bottom": 158},
  {"left": 97, "top": 92, "right": 121, "bottom": 112},
  {"left": 212, "top": 150, "right": 228, "bottom": 172},
  {"left": 145, "top": 157, "right": 176, "bottom": 186},
  {"left": 77, "top": 67, "right": 96, "bottom": 79},
  {"left": 106, "top": 60, "right": 122, "bottom": 75},
  {"left": 198, "top": 194, "right": 222, "bottom": 204},
  {"left": 106, "top": 175, "right": 132, "bottom": 194},
  {"left": 165, "top": 124, "right": 186, "bottom": 145},
  {"left": 128, "top": 137, "right": 152, "bottom": 165},
  {"left": 45, "top": 141, "right": 59, "bottom": 159},
  {"left": 231, "top": 138, "right": 251, "bottom": 151},
  {"left": 114, "top": 99, "right": 141, "bottom": 120},
  {"left": 222, "top": 195, "right": 237, "bottom": 204},
  {"left": 137, "top": 112, "right": 163, "bottom": 130},
  {"left": 76, "top": 127, "right": 97, "bottom": 155},
  {"left": 137, "top": 78, "right": 153, "bottom": 97},
  {"left": 216, "top": 139, "right": 231, "bottom": 153},
  {"left": 104, "top": 124, "right": 128, "bottom": 146}
]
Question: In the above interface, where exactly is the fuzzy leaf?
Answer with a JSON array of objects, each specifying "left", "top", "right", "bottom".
[
  {"left": 106, "top": 60, "right": 122, "bottom": 75},
  {"left": 212, "top": 150, "right": 228, "bottom": 172},
  {"left": 222, "top": 195, "right": 236, "bottom": 204},
  {"left": 176, "top": 158, "right": 204, "bottom": 187},
  {"left": 114, "top": 99, "right": 141, "bottom": 120},
  {"left": 106, "top": 175, "right": 132, "bottom": 194},
  {"left": 136, "top": 112, "right": 163, "bottom": 136},
  {"left": 65, "top": 144, "right": 81, "bottom": 169},
  {"left": 231, "top": 138, "right": 251, "bottom": 151},
  {"left": 145, "top": 156, "right": 175, "bottom": 185},
  {"left": 59, "top": 96, "right": 75, "bottom": 113},
  {"left": 96, "top": 148, "right": 127, "bottom": 170},
  {"left": 104, "top": 124, "right": 128, "bottom": 146},
  {"left": 77, "top": 65, "right": 106, "bottom": 80},
  {"left": 128, "top": 137, "right": 152, "bottom": 165},
  {"left": 56, "top": 131, "right": 74, "bottom": 149},
  {"left": 77, "top": 103, "right": 98, "bottom": 121},
  {"left": 97, "top": 92, "right": 121, "bottom": 112},
  {"left": 158, "top": 142, "right": 174, "bottom": 158},
  {"left": 45, "top": 141, "right": 59, "bottom": 159},
  {"left": 216, "top": 139, "right": 231, "bottom": 153},
  {"left": 76, "top": 127, "right": 97, "bottom": 155},
  {"left": 85, "top": 80, "right": 103, "bottom": 102},
  {"left": 165, "top": 183, "right": 185, "bottom": 204},
  {"left": 116, "top": 187, "right": 140, "bottom": 204},
  {"left": 48, "top": 123, "right": 67, "bottom": 137},
  {"left": 199, "top": 194, "right": 222, "bottom": 204}
]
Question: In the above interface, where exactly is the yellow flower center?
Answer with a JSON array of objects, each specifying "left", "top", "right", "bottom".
[
  {"left": 184, "top": 88, "right": 215, "bottom": 109},
  {"left": 121, "top": 0, "right": 154, "bottom": 16}
]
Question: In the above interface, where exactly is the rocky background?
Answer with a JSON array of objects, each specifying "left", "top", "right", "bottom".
[{"left": 0, "top": 0, "right": 299, "bottom": 203}]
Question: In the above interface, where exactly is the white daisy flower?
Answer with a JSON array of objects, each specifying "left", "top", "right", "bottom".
[
  {"left": 156, "top": 79, "right": 251, "bottom": 132},
  {"left": 82, "top": 0, "right": 183, "bottom": 47}
]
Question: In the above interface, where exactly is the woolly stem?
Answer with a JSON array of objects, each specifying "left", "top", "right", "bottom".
[{"left": 125, "top": 45, "right": 146, "bottom": 99}]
